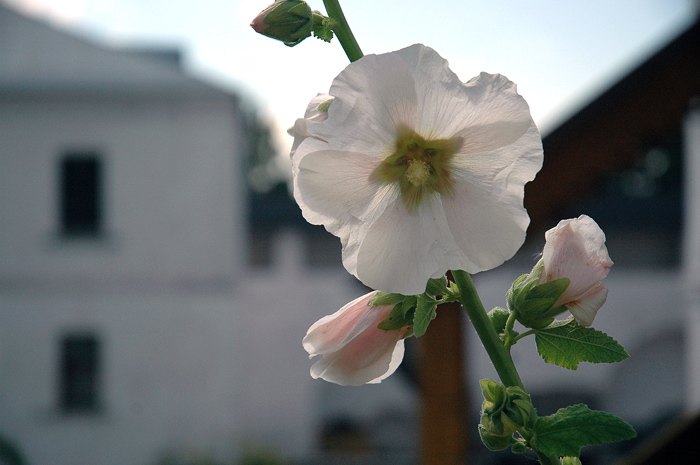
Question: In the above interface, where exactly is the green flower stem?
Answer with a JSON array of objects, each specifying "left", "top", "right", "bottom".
[
  {"left": 323, "top": 0, "right": 363, "bottom": 62},
  {"left": 452, "top": 270, "right": 524, "bottom": 389},
  {"left": 452, "top": 270, "right": 560, "bottom": 465},
  {"left": 503, "top": 309, "right": 519, "bottom": 348},
  {"left": 511, "top": 329, "right": 536, "bottom": 346}
]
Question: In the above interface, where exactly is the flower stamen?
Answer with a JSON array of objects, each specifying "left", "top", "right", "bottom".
[
  {"left": 406, "top": 159, "right": 431, "bottom": 186},
  {"left": 370, "top": 126, "right": 462, "bottom": 211}
]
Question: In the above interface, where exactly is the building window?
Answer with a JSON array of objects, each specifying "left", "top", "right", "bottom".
[
  {"left": 59, "top": 333, "right": 101, "bottom": 414},
  {"left": 60, "top": 154, "right": 102, "bottom": 237}
]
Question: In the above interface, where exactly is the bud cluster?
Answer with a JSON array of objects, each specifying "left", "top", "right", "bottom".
[{"left": 478, "top": 379, "right": 537, "bottom": 451}]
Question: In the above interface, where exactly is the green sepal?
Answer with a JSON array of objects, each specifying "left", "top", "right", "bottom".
[
  {"left": 316, "top": 98, "right": 333, "bottom": 112},
  {"left": 478, "top": 425, "right": 514, "bottom": 451},
  {"left": 412, "top": 295, "right": 437, "bottom": 337},
  {"left": 377, "top": 302, "right": 414, "bottom": 331},
  {"left": 480, "top": 379, "right": 507, "bottom": 405},
  {"left": 532, "top": 404, "right": 636, "bottom": 457},
  {"left": 534, "top": 317, "right": 630, "bottom": 370},
  {"left": 511, "top": 440, "right": 529, "bottom": 454},
  {"left": 252, "top": 0, "right": 315, "bottom": 47},
  {"left": 424, "top": 276, "right": 448, "bottom": 297},
  {"left": 508, "top": 263, "right": 570, "bottom": 328},
  {"left": 369, "top": 291, "right": 405, "bottom": 307}
]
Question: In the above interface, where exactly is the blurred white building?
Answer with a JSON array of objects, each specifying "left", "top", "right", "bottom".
[
  {"left": 0, "top": 4, "right": 390, "bottom": 464},
  {"left": 2, "top": 2, "right": 700, "bottom": 465}
]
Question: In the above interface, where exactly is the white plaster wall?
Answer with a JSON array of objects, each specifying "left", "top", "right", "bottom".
[
  {"left": 0, "top": 96, "right": 242, "bottom": 285},
  {"left": 0, "top": 290, "right": 245, "bottom": 465}
]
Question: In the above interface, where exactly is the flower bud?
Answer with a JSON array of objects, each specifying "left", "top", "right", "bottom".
[
  {"left": 511, "top": 440, "right": 529, "bottom": 454},
  {"left": 539, "top": 215, "right": 613, "bottom": 326},
  {"left": 487, "top": 307, "right": 511, "bottom": 334},
  {"left": 478, "top": 424, "right": 514, "bottom": 451},
  {"left": 480, "top": 379, "right": 507, "bottom": 407},
  {"left": 480, "top": 380, "right": 537, "bottom": 436},
  {"left": 250, "top": 0, "right": 313, "bottom": 46},
  {"left": 507, "top": 260, "right": 570, "bottom": 329}
]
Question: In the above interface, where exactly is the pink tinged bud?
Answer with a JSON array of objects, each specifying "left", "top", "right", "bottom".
[
  {"left": 540, "top": 215, "right": 613, "bottom": 326},
  {"left": 302, "top": 291, "right": 411, "bottom": 386},
  {"left": 249, "top": 0, "right": 313, "bottom": 46},
  {"left": 250, "top": 3, "right": 276, "bottom": 33},
  {"left": 250, "top": 18, "right": 270, "bottom": 34}
]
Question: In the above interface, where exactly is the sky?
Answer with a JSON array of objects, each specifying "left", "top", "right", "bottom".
[{"left": 3, "top": 0, "right": 697, "bottom": 158}]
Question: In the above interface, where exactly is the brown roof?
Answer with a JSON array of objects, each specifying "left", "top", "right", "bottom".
[{"left": 525, "top": 18, "right": 700, "bottom": 235}]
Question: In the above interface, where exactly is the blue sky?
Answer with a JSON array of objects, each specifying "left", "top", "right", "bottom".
[{"left": 4, "top": 0, "right": 696, "bottom": 154}]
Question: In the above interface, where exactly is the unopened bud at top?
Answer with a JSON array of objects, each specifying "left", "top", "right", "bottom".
[{"left": 251, "top": 0, "right": 313, "bottom": 47}]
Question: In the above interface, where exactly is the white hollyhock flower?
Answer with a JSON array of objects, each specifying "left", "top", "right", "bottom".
[
  {"left": 292, "top": 44, "right": 544, "bottom": 295},
  {"left": 303, "top": 291, "right": 410, "bottom": 386},
  {"left": 540, "top": 215, "right": 613, "bottom": 326}
]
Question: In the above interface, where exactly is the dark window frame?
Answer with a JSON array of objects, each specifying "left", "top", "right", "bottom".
[
  {"left": 59, "top": 153, "right": 103, "bottom": 238},
  {"left": 58, "top": 333, "right": 102, "bottom": 414}
]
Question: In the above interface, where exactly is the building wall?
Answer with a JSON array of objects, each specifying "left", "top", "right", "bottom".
[
  {"left": 0, "top": 94, "right": 242, "bottom": 286},
  {"left": 0, "top": 292, "right": 245, "bottom": 465},
  {"left": 0, "top": 89, "right": 252, "bottom": 464}
]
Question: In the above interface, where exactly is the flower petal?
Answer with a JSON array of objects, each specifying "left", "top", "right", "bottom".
[
  {"left": 310, "top": 51, "right": 419, "bottom": 157},
  {"left": 441, "top": 123, "right": 543, "bottom": 272},
  {"left": 566, "top": 282, "right": 608, "bottom": 327},
  {"left": 293, "top": 149, "right": 398, "bottom": 238},
  {"left": 354, "top": 193, "right": 458, "bottom": 295},
  {"left": 309, "top": 320, "right": 407, "bottom": 386},
  {"left": 542, "top": 215, "right": 613, "bottom": 305},
  {"left": 291, "top": 44, "right": 544, "bottom": 294},
  {"left": 302, "top": 291, "right": 384, "bottom": 356},
  {"left": 288, "top": 93, "right": 331, "bottom": 159}
]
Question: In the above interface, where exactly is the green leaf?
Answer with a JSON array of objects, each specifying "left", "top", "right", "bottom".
[
  {"left": 534, "top": 318, "right": 629, "bottom": 369},
  {"left": 412, "top": 295, "right": 437, "bottom": 337},
  {"left": 532, "top": 404, "right": 636, "bottom": 457}
]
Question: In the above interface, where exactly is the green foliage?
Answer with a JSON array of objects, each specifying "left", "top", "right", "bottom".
[
  {"left": 532, "top": 404, "right": 636, "bottom": 457},
  {"left": 487, "top": 307, "right": 511, "bottom": 334},
  {"left": 312, "top": 15, "right": 336, "bottom": 42},
  {"left": 375, "top": 276, "right": 447, "bottom": 336},
  {"left": 424, "top": 276, "right": 448, "bottom": 296},
  {"left": 412, "top": 295, "right": 438, "bottom": 337},
  {"left": 534, "top": 318, "right": 629, "bottom": 370},
  {"left": 509, "top": 277, "right": 570, "bottom": 329},
  {"left": 478, "top": 425, "right": 514, "bottom": 451},
  {"left": 369, "top": 291, "right": 405, "bottom": 306},
  {"left": 377, "top": 301, "right": 414, "bottom": 331}
]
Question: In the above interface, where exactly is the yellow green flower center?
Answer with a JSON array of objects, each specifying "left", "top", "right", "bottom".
[{"left": 370, "top": 126, "right": 463, "bottom": 211}]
